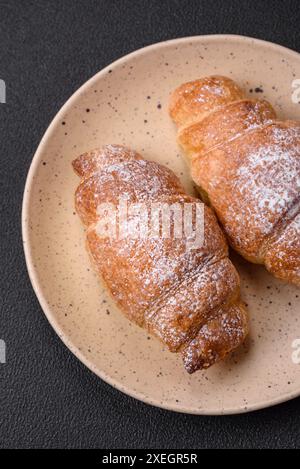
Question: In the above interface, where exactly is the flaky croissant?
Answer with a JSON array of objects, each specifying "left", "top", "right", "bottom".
[
  {"left": 73, "top": 144, "right": 248, "bottom": 373},
  {"left": 170, "top": 76, "right": 300, "bottom": 286}
]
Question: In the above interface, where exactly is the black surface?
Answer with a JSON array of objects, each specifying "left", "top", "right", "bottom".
[{"left": 1, "top": 0, "right": 300, "bottom": 449}]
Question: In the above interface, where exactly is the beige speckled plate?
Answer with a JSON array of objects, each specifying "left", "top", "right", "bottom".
[{"left": 22, "top": 35, "right": 300, "bottom": 414}]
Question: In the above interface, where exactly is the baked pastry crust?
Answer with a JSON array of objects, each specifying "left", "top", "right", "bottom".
[
  {"left": 73, "top": 144, "right": 248, "bottom": 373},
  {"left": 170, "top": 76, "right": 300, "bottom": 286}
]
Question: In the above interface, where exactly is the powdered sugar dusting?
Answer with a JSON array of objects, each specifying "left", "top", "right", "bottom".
[
  {"left": 73, "top": 145, "right": 247, "bottom": 371},
  {"left": 234, "top": 125, "right": 300, "bottom": 235},
  {"left": 171, "top": 76, "right": 300, "bottom": 284}
]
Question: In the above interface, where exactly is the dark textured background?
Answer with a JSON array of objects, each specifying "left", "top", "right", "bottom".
[{"left": 1, "top": 0, "right": 300, "bottom": 449}]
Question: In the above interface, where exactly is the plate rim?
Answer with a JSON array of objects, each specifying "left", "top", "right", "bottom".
[{"left": 22, "top": 34, "right": 300, "bottom": 415}]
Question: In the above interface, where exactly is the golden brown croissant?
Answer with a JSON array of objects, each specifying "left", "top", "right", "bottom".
[
  {"left": 73, "top": 144, "right": 248, "bottom": 373},
  {"left": 169, "top": 76, "right": 300, "bottom": 286}
]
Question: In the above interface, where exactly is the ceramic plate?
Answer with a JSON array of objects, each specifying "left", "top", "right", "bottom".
[{"left": 22, "top": 35, "right": 300, "bottom": 414}]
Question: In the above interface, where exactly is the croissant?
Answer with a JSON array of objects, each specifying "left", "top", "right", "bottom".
[
  {"left": 73, "top": 144, "right": 248, "bottom": 373},
  {"left": 169, "top": 76, "right": 300, "bottom": 286}
]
